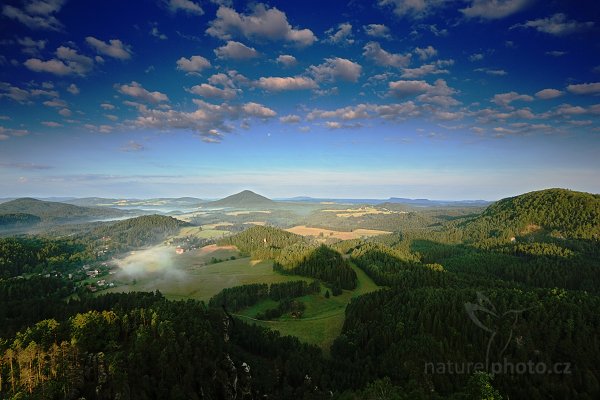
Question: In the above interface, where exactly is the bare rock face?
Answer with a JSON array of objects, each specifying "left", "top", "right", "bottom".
[
  {"left": 239, "top": 362, "right": 252, "bottom": 399},
  {"left": 214, "top": 354, "right": 238, "bottom": 399}
]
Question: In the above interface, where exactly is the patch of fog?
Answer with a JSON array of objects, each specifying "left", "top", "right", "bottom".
[
  {"left": 115, "top": 245, "right": 185, "bottom": 280},
  {"left": 112, "top": 206, "right": 202, "bottom": 213},
  {"left": 88, "top": 216, "right": 136, "bottom": 223}
]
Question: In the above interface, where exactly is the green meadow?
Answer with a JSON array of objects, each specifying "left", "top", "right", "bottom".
[
  {"left": 106, "top": 245, "right": 310, "bottom": 302},
  {"left": 235, "top": 263, "right": 380, "bottom": 354}
]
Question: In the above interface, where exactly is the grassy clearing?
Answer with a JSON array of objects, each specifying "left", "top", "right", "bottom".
[
  {"left": 225, "top": 210, "right": 271, "bottom": 216},
  {"left": 175, "top": 226, "right": 230, "bottom": 239},
  {"left": 286, "top": 225, "right": 390, "bottom": 240},
  {"left": 320, "top": 206, "right": 400, "bottom": 217},
  {"left": 235, "top": 263, "right": 379, "bottom": 355}
]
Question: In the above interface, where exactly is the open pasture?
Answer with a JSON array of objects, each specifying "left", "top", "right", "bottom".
[
  {"left": 106, "top": 244, "right": 307, "bottom": 302},
  {"left": 286, "top": 225, "right": 390, "bottom": 240}
]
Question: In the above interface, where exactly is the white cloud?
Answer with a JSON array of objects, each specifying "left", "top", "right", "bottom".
[
  {"left": 325, "top": 22, "right": 354, "bottom": 45},
  {"left": 150, "top": 26, "right": 168, "bottom": 40},
  {"left": 167, "top": 0, "right": 204, "bottom": 15},
  {"left": 17, "top": 36, "right": 46, "bottom": 55},
  {"left": 100, "top": 103, "right": 115, "bottom": 110},
  {"left": 189, "top": 83, "right": 237, "bottom": 99},
  {"left": 469, "top": 53, "right": 484, "bottom": 61},
  {"left": 512, "top": 13, "right": 594, "bottom": 36},
  {"left": 24, "top": 58, "right": 69, "bottom": 75},
  {"left": 388, "top": 80, "right": 432, "bottom": 97},
  {"left": 67, "top": 83, "right": 79, "bottom": 95},
  {"left": 86, "top": 37, "right": 132, "bottom": 60},
  {"left": 214, "top": 41, "right": 259, "bottom": 60},
  {"left": 566, "top": 82, "right": 600, "bottom": 95},
  {"left": 58, "top": 108, "right": 71, "bottom": 117},
  {"left": 276, "top": 55, "right": 297, "bottom": 67},
  {"left": 363, "top": 42, "right": 411, "bottom": 69},
  {"left": 255, "top": 76, "right": 317, "bottom": 91},
  {"left": 401, "top": 59, "right": 453, "bottom": 78},
  {"left": 378, "top": 0, "right": 445, "bottom": 18},
  {"left": 207, "top": 70, "right": 249, "bottom": 88},
  {"left": 309, "top": 57, "right": 362, "bottom": 83},
  {"left": 26, "top": 46, "right": 95, "bottom": 76},
  {"left": 43, "top": 98, "right": 67, "bottom": 107},
  {"left": 325, "top": 121, "right": 342, "bottom": 129},
  {"left": 242, "top": 102, "right": 277, "bottom": 118},
  {"left": 121, "top": 140, "right": 145, "bottom": 152},
  {"left": 0, "top": 82, "right": 59, "bottom": 103},
  {"left": 2, "top": 0, "right": 65, "bottom": 31},
  {"left": 363, "top": 24, "right": 391, "bottom": 39},
  {"left": 42, "top": 121, "right": 62, "bottom": 127},
  {"left": 128, "top": 99, "right": 276, "bottom": 142},
  {"left": 552, "top": 104, "right": 587, "bottom": 116},
  {"left": 388, "top": 78, "right": 459, "bottom": 107},
  {"left": 0, "top": 126, "right": 30, "bottom": 138},
  {"left": 546, "top": 50, "right": 567, "bottom": 57},
  {"left": 414, "top": 45, "right": 437, "bottom": 60},
  {"left": 415, "top": 79, "right": 459, "bottom": 107},
  {"left": 535, "top": 88, "right": 563, "bottom": 100},
  {"left": 461, "top": 0, "right": 533, "bottom": 19},
  {"left": 280, "top": 114, "right": 301, "bottom": 123},
  {"left": 308, "top": 104, "right": 371, "bottom": 121},
  {"left": 176, "top": 55, "right": 211, "bottom": 73},
  {"left": 474, "top": 67, "right": 507, "bottom": 76},
  {"left": 491, "top": 91, "right": 533, "bottom": 107},
  {"left": 118, "top": 81, "right": 169, "bottom": 103},
  {"left": 307, "top": 102, "right": 422, "bottom": 123},
  {"left": 206, "top": 3, "right": 317, "bottom": 46}
]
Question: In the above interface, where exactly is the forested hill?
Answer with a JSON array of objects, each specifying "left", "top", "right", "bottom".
[
  {"left": 0, "top": 198, "right": 127, "bottom": 223},
  {"left": 0, "top": 213, "right": 41, "bottom": 227},
  {"left": 221, "top": 225, "right": 304, "bottom": 259},
  {"left": 464, "top": 188, "right": 600, "bottom": 241},
  {"left": 222, "top": 226, "right": 357, "bottom": 288},
  {"left": 90, "top": 215, "right": 189, "bottom": 249},
  {"left": 205, "top": 190, "right": 275, "bottom": 208}
]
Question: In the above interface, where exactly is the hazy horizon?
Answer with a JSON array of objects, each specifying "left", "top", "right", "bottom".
[{"left": 1, "top": 185, "right": 597, "bottom": 203}]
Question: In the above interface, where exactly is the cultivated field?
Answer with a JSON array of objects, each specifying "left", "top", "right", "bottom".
[
  {"left": 286, "top": 225, "right": 390, "bottom": 240},
  {"left": 174, "top": 225, "right": 230, "bottom": 239},
  {"left": 320, "top": 206, "right": 402, "bottom": 217}
]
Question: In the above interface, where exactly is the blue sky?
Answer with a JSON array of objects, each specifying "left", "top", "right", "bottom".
[{"left": 0, "top": 0, "right": 599, "bottom": 200}]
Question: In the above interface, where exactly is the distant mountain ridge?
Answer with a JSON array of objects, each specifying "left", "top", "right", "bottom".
[
  {"left": 0, "top": 198, "right": 128, "bottom": 223},
  {"left": 205, "top": 190, "right": 275, "bottom": 208},
  {"left": 65, "top": 197, "right": 204, "bottom": 208},
  {"left": 279, "top": 196, "right": 489, "bottom": 207}
]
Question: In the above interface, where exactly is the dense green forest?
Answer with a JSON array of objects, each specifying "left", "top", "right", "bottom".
[
  {"left": 220, "top": 225, "right": 304, "bottom": 259},
  {"left": 1, "top": 188, "right": 599, "bottom": 398},
  {"left": 223, "top": 228, "right": 357, "bottom": 289},
  {"left": 274, "top": 244, "right": 357, "bottom": 290},
  {"left": 0, "top": 292, "right": 333, "bottom": 399},
  {"left": 462, "top": 188, "right": 600, "bottom": 241},
  {"left": 208, "top": 280, "right": 320, "bottom": 312},
  {"left": 0, "top": 237, "right": 92, "bottom": 278},
  {"left": 88, "top": 214, "right": 188, "bottom": 251}
]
